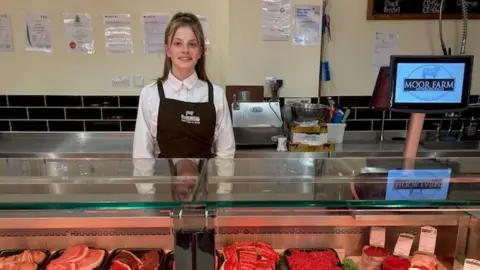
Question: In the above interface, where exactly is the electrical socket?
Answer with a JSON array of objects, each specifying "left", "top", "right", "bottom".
[
  {"left": 132, "top": 76, "right": 145, "bottom": 88},
  {"left": 264, "top": 77, "right": 275, "bottom": 97},
  {"left": 284, "top": 98, "right": 311, "bottom": 105},
  {"left": 264, "top": 76, "right": 283, "bottom": 97}
]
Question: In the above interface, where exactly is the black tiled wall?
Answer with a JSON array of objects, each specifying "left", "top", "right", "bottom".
[
  {"left": 325, "top": 95, "right": 480, "bottom": 132},
  {"left": 0, "top": 95, "right": 138, "bottom": 132},
  {"left": 0, "top": 95, "right": 479, "bottom": 132}
]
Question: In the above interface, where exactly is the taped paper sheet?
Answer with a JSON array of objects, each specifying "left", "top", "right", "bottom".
[
  {"left": 63, "top": 13, "right": 94, "bottom": 54},
  {"left": 197, "top": 15, "right": 210, "bottom": 48},
  {"left": 25, "top": 13, "right": 53, "bottom": 52},
  {"left": 142, "top": 14, "right": 169, "bottom": 54},
  {"left": 104, "top": 14, "right": 133, "bottom": 53},
  {"left": 373, "top": 31, "right": 399, "bottom": 67},
  {"left": 261, "top": 0, "right": 291, "bottom": 41},
  {"left": 0, "top": 13, "right": 13, "bottom": 52},
  {"left": 293, "top": 5, "right": 322, "bottom": 46}
]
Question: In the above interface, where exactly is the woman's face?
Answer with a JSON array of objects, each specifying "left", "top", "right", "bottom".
[{"left": 166, "top": 26, "right": 202, "bottom": 72}]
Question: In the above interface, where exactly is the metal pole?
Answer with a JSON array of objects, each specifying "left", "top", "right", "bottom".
[
  {"left": 379, "top": 110, "right": 386, "bottom": 142},
  {"left": 403, "top": 113, "right": 425, "bottom": 169}
]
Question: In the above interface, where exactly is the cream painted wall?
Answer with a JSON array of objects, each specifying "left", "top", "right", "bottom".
[
  {"left": 0, "top": 0, "right": 229, "bottom": 95},
  {"left": 227, "top": 0, "right": 322, "bottom": 97},
  {"left": 1, "top": 0, "right": 479, "bottom": 96},
  {"left": 322, "top": 0, "right": 480, "bottom": 96}
]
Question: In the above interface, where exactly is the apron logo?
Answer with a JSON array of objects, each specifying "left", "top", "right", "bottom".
[{"left": 181, "top": 110, "right": 201, "bottom": 125}]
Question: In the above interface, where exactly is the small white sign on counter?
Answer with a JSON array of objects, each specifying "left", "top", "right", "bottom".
[
  {"left": 463, "top": 259, "right": 480, "bottom": 270},
  {"left": 369, "top": 226, "right": 386, "bottom": 248},
  {"left": 418, "top": 226, "right": 437, "bottom": 255},
  {"left": 393, "top": 233, "right": 414, "bottom": 258}
]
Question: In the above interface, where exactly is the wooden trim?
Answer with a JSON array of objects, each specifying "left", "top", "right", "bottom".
[
  {"left": 366, "top": 0, "right": 375, "bottom": 20},
  {"left": 366, "top": 0, "right": 480, "bottom": 20},
  {"left": 225, "top": 85, "right": 264, "bottom": 108}
]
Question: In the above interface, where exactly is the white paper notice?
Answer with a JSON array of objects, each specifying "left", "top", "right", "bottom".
[
  {"left": 25, "top": 13, "right": 53, "bottom": 52},
  {"left": 369, "top": 226, "right": 386, "bottom": 248},
  {"left": 373, "top": 31, "right": 399, "bottom": 67},
  {"left": 393, "top": 233, "right": 414, "bottom": 258},
  {"left": 0, "top": 14, "right": 13, "bottom": 52},
  {"left": 142, "top": 14, "right": 169, "bottom": 54},
  {"left": 63, "top": 13, "right": 94, "bottom": 54},
  {"left": 261, "top": 0, "right": 291, "bottom": 41},
  {"left": 418, "top": 226, "right": 437, "bottom": 255},
  {"left": 104, "top": 14, "right": 133, "bottom": 53},
  {"left": 197, "top": 15, "right": 210, "bottom": 48},
  {"left": 463, "top": 258, "right": 480, "bottom": 270},
  {"left": 293, "top": 5, "right": 321, "bottom": 46}
]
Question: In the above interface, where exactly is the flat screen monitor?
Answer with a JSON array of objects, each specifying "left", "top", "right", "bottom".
[{"left": 389, "top": 55, "right": 474, "bottom": 113}]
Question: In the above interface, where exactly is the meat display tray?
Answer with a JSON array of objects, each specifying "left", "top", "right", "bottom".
[
  {"left": 160, "top": 251, "right": 174, "bottom": 270},
  {"left": 0, "top": 249, "right": 51, "bottom": 270},
  {"left": 102, "top": 249, "right": 166, "bottom": 270},
  {"left": 283, "top": 248, "right": 342, "bottom": 270},
  {"left": 216, "top": 250, "right": 281, "bottom": 270},
  {"left": 45, "top": 248, "right": 108, "bottom": 270}
]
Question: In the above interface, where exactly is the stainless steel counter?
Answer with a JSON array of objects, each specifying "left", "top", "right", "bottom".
[{"left": 0, "top": 132, "right": 480, "bottom": 158}]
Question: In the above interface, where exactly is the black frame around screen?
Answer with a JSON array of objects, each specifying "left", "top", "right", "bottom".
[{"left": 389, "top": 55, "right": 474, "bottom": 113}]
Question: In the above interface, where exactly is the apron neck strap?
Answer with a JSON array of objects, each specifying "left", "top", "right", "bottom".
[
  {"left": 157, "top": 79, "right": 166, "bottom": 101},
  {"left": 207, "top": 81, "right": 214, "bottom": 104}
]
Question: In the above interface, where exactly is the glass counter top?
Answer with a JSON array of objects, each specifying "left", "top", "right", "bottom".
[{"left": 0, "top": 157, "right": 479, "bottom": 210}]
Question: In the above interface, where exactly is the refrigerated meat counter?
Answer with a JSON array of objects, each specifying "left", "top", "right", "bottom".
[{"left": 0, "top": 156, "right": 479, "bottom": 270}]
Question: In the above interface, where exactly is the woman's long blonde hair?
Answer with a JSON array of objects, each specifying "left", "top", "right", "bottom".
[{"left": 159, "top": 12, "right": 209, "bottom": 83}]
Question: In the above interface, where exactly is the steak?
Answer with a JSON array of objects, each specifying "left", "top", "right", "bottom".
[
  {"left": 136, "top": 251, "right": 159, "bottom": 270},
  {"left": 113, "top": 251, "right": 142, "bottom": 270}
]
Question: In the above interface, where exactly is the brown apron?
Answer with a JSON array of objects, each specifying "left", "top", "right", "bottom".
[{"left": 156, "top": 79, "right": 217, "bottom": 175}]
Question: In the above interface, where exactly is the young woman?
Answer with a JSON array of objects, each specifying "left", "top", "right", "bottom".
[{"left": 133, "top": 12, "right": 235, "bottom": 195}]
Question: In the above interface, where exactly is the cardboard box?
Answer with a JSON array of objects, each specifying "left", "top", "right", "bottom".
[
  {"left": 286, "top": 121, "right": 328, "bottom": 134},
  {"left": 288, "top": 142, "right": 335, "bottom": 152},
  {"left": 289, "top": 132, "right": 328, "bottom": 145}
]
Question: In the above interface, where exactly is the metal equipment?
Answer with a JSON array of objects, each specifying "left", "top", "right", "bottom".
[
  {"left": 231, "top": 79, "right": 285, "bottom": 146},
  {"left": 291, "top": 103, "right": 329, "bottom": 123},
  {"left": 231, "top": 101, "right": 284, "bottom": 146}
]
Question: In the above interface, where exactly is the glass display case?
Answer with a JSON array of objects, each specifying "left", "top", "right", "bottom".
[{"left": 0, "top": 156, "right": 479, "bottom": 270}]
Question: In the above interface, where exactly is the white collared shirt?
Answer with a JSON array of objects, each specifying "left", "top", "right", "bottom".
[{"left": 133, "top": 72, "right": 235, "bottom": 193}]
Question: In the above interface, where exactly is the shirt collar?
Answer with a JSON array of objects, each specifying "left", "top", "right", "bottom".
[{"left": 167, "top": 72, "right": 198, "bottom": 91}]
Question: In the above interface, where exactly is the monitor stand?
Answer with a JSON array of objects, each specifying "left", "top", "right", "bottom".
[{"left": 403, "top": 113, "right": 426, "bottom": 169}]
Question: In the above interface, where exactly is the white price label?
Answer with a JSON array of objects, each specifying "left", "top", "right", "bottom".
[
  {"left": 369, "top": 226, "right": 386, "bottom": 248},
  {"left": 418, "top": 226, "right": 437, "bottom": 255},
  {"left": 393, "top": 233, "right": 414, "bottom": 258},
  {"left": 464, "top": 259, "right": 480, "bottom": 270}
]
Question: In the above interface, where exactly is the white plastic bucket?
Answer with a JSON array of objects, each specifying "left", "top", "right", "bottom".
[{"left": 327, "top": 123, "right": 346, "bottom": 143}]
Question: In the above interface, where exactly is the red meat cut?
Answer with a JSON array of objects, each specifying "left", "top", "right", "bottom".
[
  {"left": 383, "top": 255, "right": 411, "bottom": 270},
  {"left": 112, "top": 251, "right": 142, "bottom": 270},
  {"left": 47, "top": 247, "right": 105, "bottom": 270},
  {"left": 76, "top": 250, "right": 105, "bottom": 270},
  {"left": 47, "top": 261, "right": 76, "bottom": 270},
  {"left": 110, "top": 261, "right": 130, "bottom": 270},
  {"left": 135, "top": 251, "right": 159, "bottom": 270},
  {"left": 286, "top": 250, "right": 341, "bottom": 270},
  {"left": 58, "top": 245, "right": 89, "bottom": 263},
  {"left": 109, "top": 250, "right": 163, "bottom": 270}
]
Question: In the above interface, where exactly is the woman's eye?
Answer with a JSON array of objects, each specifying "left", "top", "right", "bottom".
[
  {"left": 174, "top": 42, "right": 182, "bottom": 46},
  {"left": 189, "top": 43, "right": 198, "bottom": 47}
]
